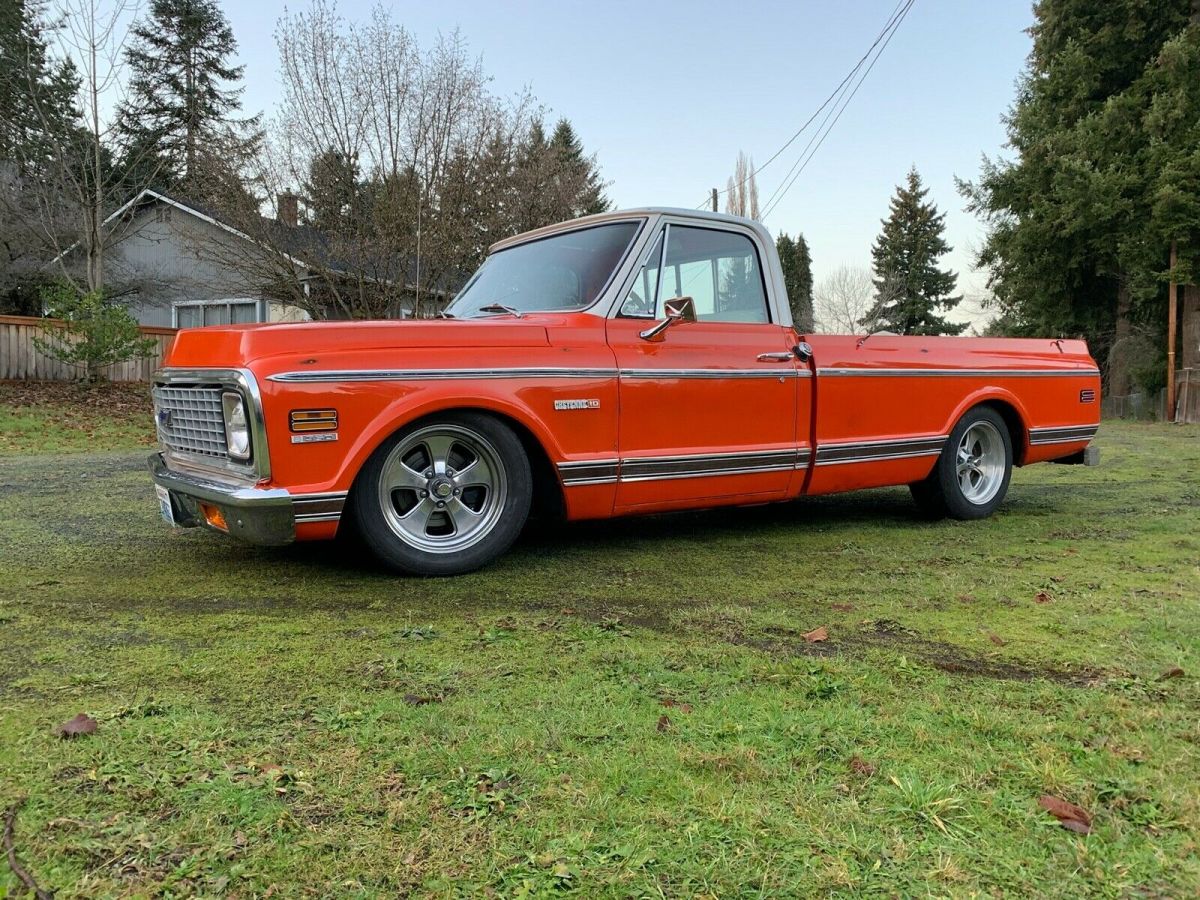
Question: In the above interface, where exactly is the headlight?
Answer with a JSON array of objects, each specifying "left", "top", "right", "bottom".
[{"left": 221, "top": 391, "right": 252, "bottom": 460}]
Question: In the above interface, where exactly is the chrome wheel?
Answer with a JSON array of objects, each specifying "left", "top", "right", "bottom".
[
  {"left": 956, "top": 420, "right": 1005, "bottom": 505},
  {"left": 376, "top": 424, "right": 508, "bottom": 554}
]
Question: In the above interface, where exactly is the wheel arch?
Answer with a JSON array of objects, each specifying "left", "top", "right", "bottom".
[
  {"left": 342, "top": 398, "right": 566, "bottom": 522},
  {"left": 944, "top": 389, "right": 1030, "bottom": 467}
]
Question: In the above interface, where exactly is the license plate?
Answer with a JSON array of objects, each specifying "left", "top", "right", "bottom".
[{"left": 156, "top": 485, "right": 175, "bottom": 526}]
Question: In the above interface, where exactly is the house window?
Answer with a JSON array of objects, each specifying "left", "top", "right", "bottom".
[{"left": 173, "top": 299, "right": 260, "bottom": 328}]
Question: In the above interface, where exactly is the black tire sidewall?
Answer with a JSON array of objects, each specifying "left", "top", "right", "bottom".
[
  {"left": 351, "top": 412, "right": 532, "bottom": 575},
  {"left": 935, "top": 406, "right": 1013, "bottom": 520}
]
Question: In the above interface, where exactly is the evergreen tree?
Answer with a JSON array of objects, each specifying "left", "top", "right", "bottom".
[
  {"left": 960, "top": 1, "right": 1199, "bottom": 385},
  {"left": 865, "top": 168, "right": 965, "bottom": 335},
  {"left": 512, "top": 120, "right": 554, "bottom": 232},
  {"left": 0, "top": 0, "right": 79, "bottom": 175},
  {"left": 115, "top": 0, "right": 260, "bottom": 201},
  {"left": 0, "top": 0, "right": 81, "bottom": 310},
  {"left": 549, "top": 118, "right": 610, "bottom": 217},
  {"left": 303, "top": 149, "right": 362, "bottom": 233},
  {"left": 776, "top": 232, "right": 814, "bottom": 331}
]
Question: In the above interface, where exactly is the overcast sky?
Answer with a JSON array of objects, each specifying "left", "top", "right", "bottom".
[{"left": 96, "top": 0, "right": 1037, "bottom": 324}]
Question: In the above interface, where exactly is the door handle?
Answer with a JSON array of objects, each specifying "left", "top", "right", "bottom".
[{"left": 756, "top": 351, "right": 795, "bottom": 362}]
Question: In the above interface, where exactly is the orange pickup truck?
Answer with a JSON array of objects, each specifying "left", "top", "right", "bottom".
[{"left": 149, "top": 208, "right": 1100, "bottom": 575}]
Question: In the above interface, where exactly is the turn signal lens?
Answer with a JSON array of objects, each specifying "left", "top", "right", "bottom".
[
  {"left": 200, "top": 503, "right": 228, "bottom": 531},
  {"left": 221, "top": 391, "right": 252, "bottom": 460},
  {"left": 290, "top": 409, "right": 338, "bottom": 432}
]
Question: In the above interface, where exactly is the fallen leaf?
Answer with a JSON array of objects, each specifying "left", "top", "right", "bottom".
[
  {"left": 988, "top": 633, "right": 1007, "bottom": 646},
  {"left": 802, "top": 626, "right": 829, "bottom": 643},
  {"left": 1034, "top": 591, "right": 1053, "bottom": 604},
  {"left": 1038, "top": 794, "right": 1091, "bottom": 833},
  {"left": 660, "top": 698, "right": 693, "bottom": 713},
  {"left": 656, "top": 715, "right": 672, "bottom": 732},
  {"left": 56, "top": 713, "right": 97, "bottom": 739},
  {"left": 830, "top": 603, "right": 854, "bottom": 612},
  {"left": 849, "top": 755, "right": 876, "bottom": 776},
  {"left": 1158, "top": 666, "right": 1184, "bottom": 681}
]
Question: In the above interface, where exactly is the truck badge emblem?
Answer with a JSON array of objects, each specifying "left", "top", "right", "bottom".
[{"left": 554, "top": 399, "right": 600, "bottom": 411}]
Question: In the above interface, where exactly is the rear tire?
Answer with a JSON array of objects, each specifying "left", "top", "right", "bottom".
[
  {"left": 909, "top": 406, "right": 1013, "bottom": 521},
  {"left": 351, "top": 413, "right": 532, "bottom": 575}
]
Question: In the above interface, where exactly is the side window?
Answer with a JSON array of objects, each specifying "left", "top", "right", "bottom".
[
  {"left": 660, "top": 226, "right": 769, "bottom": 324},
  {"left": 618, "top": 231, "right": 664, "bottom": 318}
]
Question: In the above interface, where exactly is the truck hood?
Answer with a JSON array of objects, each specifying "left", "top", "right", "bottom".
[{"left": 162, "top": 319, "right": 552, "bottom": 369}]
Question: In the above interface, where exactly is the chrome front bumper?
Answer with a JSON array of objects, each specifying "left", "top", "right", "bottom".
[{"left": 148, "top": 452, "right": 295, "bottom": 545}]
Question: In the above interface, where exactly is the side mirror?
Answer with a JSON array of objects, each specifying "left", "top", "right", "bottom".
[{"left": 639, "top": 296, "right": 696, "bottom": 342}]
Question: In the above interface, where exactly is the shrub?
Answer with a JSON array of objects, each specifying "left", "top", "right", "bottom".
[{"left": 33, "top": 283, "right": 157, "bottom": 382}]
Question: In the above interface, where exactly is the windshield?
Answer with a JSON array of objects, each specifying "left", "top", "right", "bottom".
[{"left": 444, "top": 221, "right": 642, "bottom": 317}]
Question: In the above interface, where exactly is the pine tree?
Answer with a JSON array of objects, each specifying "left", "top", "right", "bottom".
[
  {"left": 115, "top": 0, "right": 260, "bottom": 201},
  {"left": 0, "top": 0, "right": 79, "bottom": 175},
  {"left": 865, "top": 168, "right": 965, "bottom": 335},
  {"left": 303, "top": 149, "right": 362, "bottom": 233},
  {"left": 960, "top": 1, "right": 1199, "bottom": 387},
  {"left": 0, "top": 0, "right": 81, "bottom": 310},
  {"left": 549, "top": 118, "right": 610, "bottom": 217},
  {"left": 776, "top": 232, "right": 814, "bottom": 331}
]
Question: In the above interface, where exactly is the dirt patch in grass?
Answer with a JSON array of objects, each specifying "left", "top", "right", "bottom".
[{"left": 749, "top": 619, "right": 1109, "bottom": 685}]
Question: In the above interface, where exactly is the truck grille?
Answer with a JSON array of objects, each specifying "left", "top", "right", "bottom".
[{"left": 152, "top": 384, "right": 228, "bottom": 460}]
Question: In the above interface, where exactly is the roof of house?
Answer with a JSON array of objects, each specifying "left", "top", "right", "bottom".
[{"left": 63, "top": 188, "right": 463, "bottom": 297}]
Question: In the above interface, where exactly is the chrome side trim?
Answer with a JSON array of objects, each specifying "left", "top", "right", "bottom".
[
  {"left": 817, "top": 367, "right": 1101, "bottom": 378},
  {"left": 1028, "top": 425, "right": 1098, "bottom": 445},
  {"left": 620, "top": 368, "right": 810, "bottom": 379},
  {"left": 557, "top": 459, "right": 620, "bottom": 486},
  {"left": 293, "top": 491, "right": 348, "bottom": 523},
  {"left": 269, "top": 367, "right": 619, "bottom": 383},
  {"left": 556, "top": 449, "right": 811, "bottom": 486},
  {"left": 270, "top": 367, "right": 813, "bottom": 383},
  {"left": 814, "top": 435, "right": 948, "bottom": 467}
]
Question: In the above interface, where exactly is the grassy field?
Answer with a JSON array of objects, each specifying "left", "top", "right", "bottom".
[
  {"left": 1, "top": 391, "right": 1197, "bottom": 897},
  {"left": 0, "top": 381, "right": 155, "bottom": 455}
]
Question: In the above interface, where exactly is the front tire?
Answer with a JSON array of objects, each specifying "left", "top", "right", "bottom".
[
  {"left": 910, "top": 406, "right": 1013, "bottom": 520},
  {"left": 351, "top": 413, "right": 532, "bottom": 575}
]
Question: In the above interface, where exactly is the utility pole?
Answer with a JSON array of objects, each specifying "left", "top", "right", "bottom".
[
  {"left": 711, "top": 188, "right": 718, "bottom": 213},
  {"left": 1167, "top": 240, "right": 1177, "bottom": 422}
]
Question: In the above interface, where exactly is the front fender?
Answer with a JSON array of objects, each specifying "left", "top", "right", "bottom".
[{"left": 257, "top": 374, "right": 619, "bottom": 498}]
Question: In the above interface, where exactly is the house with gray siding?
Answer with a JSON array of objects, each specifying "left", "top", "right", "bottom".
[{"left": 52, "top": 189, "right": 312, "bottom": 329}]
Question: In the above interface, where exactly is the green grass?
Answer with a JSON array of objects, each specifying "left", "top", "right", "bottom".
[
  {"left": 0, "top": 381, "right": 155, "bottom": 455},
  {"left": 1, "top": 417, "right": 1198, "bottom": 897}
]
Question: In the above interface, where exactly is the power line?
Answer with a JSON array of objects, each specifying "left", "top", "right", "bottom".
[
  {"left": 760, "top": 0, "right": 914, "bottom": 222},
  {"left": 698, "top": 0, "right": 913, "bottom": 211}
]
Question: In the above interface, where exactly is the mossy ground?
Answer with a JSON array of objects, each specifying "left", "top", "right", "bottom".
[{"left": 1, "top": 400, "right": 1197, "bottom": 897}]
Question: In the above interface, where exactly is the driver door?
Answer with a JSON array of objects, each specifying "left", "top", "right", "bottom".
[{"left": 606, "top": 222, "right": 803, "bottom": 512}]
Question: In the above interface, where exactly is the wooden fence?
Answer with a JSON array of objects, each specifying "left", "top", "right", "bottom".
[{"left": 0, "top": 314, "right": 175, "bottom": 382}]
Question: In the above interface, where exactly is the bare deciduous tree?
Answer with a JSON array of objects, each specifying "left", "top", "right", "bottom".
[
  {"left": 814, "top": 264, "right": 881, "bottom": 334},
  {"left": 212, "top": 1, "right": 542, "bottom": 320},
  {"left": 42, "top": 0, "right": 162, "bottom": 292},
  {"left": 4, "top": 0, "right": 163, "bottom": 296},
  {"left": 724, "top": 151, "right": 759, "bottom": 220}
]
